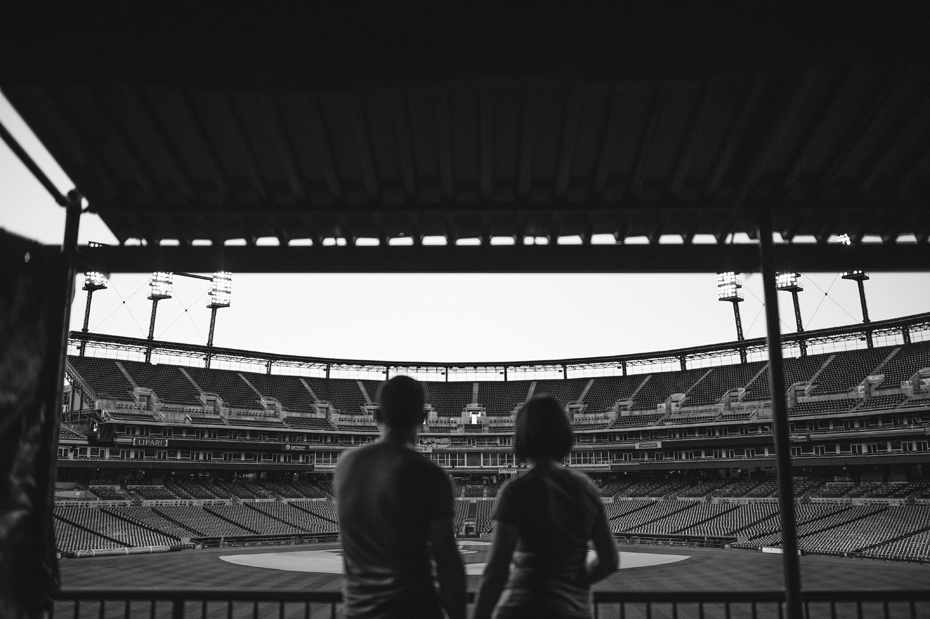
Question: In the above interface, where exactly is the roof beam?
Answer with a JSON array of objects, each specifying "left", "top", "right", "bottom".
[{"left": 74, "top": 242, "right": 930, "bottom": 274}]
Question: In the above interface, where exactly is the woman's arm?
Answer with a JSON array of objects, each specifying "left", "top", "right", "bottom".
[
  {"left": 471, "top": 521, "right": 518, "bottom": 619},
  {"left": 585, "top": 507, "right": 619, "bottom": 585}
]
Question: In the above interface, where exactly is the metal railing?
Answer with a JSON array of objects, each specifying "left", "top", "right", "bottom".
[{"left": 53, "top": 589, "right": 930, "bottom": 619}]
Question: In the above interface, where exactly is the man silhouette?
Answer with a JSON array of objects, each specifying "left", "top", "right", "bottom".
[{"left": 334, "top": 376, "right": 466, "bottom": 619}]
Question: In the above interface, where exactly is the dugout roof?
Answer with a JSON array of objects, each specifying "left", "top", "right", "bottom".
[{"left": 3, "top": 5, "right": 930, "bottom": 273}]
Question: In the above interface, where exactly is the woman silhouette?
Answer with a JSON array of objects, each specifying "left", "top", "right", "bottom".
[{"left": 472, "top": 395, "right": 618, "bottom": 619}]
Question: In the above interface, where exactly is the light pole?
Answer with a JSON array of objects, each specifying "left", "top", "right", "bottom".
[
  {"left": 775, "top": 272, "right": 806, "bottom": 356},
  {"left": 205, "top": 271, "right": 232, "bottom": 368},
  {"left": 79, "top": 271, "right": 108, "bottom": 356},
  {"left": 146, "top": 272, "right": 174, "bottom": 363},
  {"left": 838, "top": 234, "right": 873, "bottom": 348},
  {"left": 716, "top": 272, "right": 747, "bottom": 363}
]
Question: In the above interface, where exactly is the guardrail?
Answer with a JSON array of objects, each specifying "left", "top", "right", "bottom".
[{"left": 52, "top": 589, "right": 930, "bottom": 619}]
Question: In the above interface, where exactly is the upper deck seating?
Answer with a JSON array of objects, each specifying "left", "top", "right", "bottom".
[
  {"left": 685, "top": 362, "right": 767, "bottom": 406},
  {"left": 244, "top": 372, "right": 317, "bottom": 412},
  {"left": 631, "top": 369, "right": 708, "bottom": 411},
  {"left": 305, "top": 377, "right": 366, "bottom": 415},
  {"left": 423, "top": 381, "right": 473, "bottom": 416},
  {"left": 878, "top": 341, "right": 930, "bottom": 387},
  {"left": 583, "top": 375, "right": 646, "bottom": 413},
  {"left": 813, "top": 346, "right": 894, "bottom": 395},
  {"left": 480, "top": 381, "right": 531, "bottom": 416},
  {"left": 184, "top": 367, "right": 260, "bottom": 409},
  {"left": 67, "top": 356, "right": 135, "bottom": 400},
  {"left": 534, "top": 379, "right": 588, "bottom": 407},
  {"left": 121, "top": 360, "right": 202, "bottom": 405}
]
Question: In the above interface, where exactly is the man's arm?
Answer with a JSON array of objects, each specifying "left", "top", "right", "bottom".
[
  {"left": 428, "top": 517, "right": 467, "bottom": 619},
  {"left": 471, "top": 521, "right": 517, "bottom": 619},
  {"left": 585, "top": 506, "right": 619, "bottom": 585}
]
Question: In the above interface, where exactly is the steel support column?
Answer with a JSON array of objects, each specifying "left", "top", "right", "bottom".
[
  {"left": 79, "top": 289, "right": 95, "bottom": 356},
  {"left": 758, "top": 209, "right": 803, "bottom": 619},
  {"left": 857, "top": 279, "right": 874, "bottom": 348},
  {"left": 205, "top": 307, "right": 218, "bottom": 369},
  {"left": 145, "top": 299, "right": 160, "bottom": 364}
]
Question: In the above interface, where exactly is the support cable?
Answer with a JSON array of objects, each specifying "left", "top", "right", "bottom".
[
  {"left": 156, "top": 291, "right": 208, "bottom": 341},
  {"left": 91, "top": 280, "right": 148, "bottom": 335},
  {"left": 802, "top": 273, "right": 861, "bottom": 325}
]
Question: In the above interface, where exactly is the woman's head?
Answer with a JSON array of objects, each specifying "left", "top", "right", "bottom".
[{"left": 513, "top": 395, "right": 574, "bottom": 462}]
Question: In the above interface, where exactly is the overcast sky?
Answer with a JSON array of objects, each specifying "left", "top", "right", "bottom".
[{"left": 3, "top": 93, "right": 928, "bottom": 364}]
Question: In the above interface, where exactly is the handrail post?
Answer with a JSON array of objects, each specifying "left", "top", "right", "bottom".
[{"left": 757, "top": 208, "right": 803, "bottom": 619}]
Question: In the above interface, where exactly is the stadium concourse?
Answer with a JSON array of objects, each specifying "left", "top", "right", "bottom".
[{"left": 54, "top": 312, "right": 930, "bottom": 565}]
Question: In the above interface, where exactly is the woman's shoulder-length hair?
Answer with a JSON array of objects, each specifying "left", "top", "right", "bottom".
[{"left": 513, "top": 395, "right": 574, "bottom": 461}]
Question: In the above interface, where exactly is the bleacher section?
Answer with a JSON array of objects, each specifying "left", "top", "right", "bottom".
[
  {"left": 424, "top": 381, "right": 473, "bottom": 416},
  {"left": 304, "top": 377, "right": 365, "bottom": 415},
  {"left": 184, "top": 367, "right": 259, "bottom": 408},
  {"left": 480, "top": 381, "right": 530, "bottom": 415},
  {"left": 534, "top": 379, "right": 588, "bottom": 407},
  {"left": 243, "top": 373, "right": 317, "bottom": 412},
  {"left": 120, "top": 360, "right": 202, "bottom": 405},
  {"left": 583, "top": 375, "right": 645, "bottom": 413},
  {"left": 67, "top": 356, "right": 134, "bottom": 400},
  {"left": 631, "top": 369, "right": 708, "bottom": 410}
]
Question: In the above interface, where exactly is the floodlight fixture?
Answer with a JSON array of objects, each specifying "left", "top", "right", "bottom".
[
  {"left": 82, "top": 271, "right": 109, "bottom": 292},
  {"left": 842, "top": 269, "right": 869, "bottom": 282},
  {"left": 148, "top": 272, "right": 174, "bottom": 300},
  {"left": 208, "top": 271, "right": 233, "bottom": 308},
  {"left": 775, "top": 272, "right": 803, "bottom": 292},
  {"left": 837, "top": 234, "right": 852, "bottom": 246},
  {"left": 716, "top": 272, "right": 744, "bottom": 302}
]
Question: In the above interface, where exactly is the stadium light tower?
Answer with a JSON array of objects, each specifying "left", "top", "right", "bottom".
[
  {"left": 146, "top": 272, "right": 174, "bottom": 363},
  {"left": 716, "top": 272, "right": 747, "bottom": 363},
  {"left": 205, "top": 272, "right": 232, "bottom": 368},
  {"left": 776, "top": 272, "right": 807, "bottom": 356},
  {"left": 838, "top": 234, "right": 874, "bottom": 348},
  {"left": 79, "top": 271, "right": 108, "bottom": 356}
]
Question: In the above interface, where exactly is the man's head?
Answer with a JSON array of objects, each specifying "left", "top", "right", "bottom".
[
  {"left": 375, "top": 375, "right": 426, "bottom": 429},
  {"left": 513, "top": 395, "right": 574, "bottom": 462}
]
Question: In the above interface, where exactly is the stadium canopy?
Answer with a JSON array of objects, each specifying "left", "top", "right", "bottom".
[{"left": 2, "top": 4, "right": 930, "bottom": 273}]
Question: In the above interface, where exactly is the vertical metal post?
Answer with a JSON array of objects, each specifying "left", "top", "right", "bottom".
[
  {"left": 562, "top": 364, "right": 568, "bottom": 380},
  {"left": 857, "top": 280, "right": 874, "bottom": 349},
  {"left": 758, "top": 209, "right": 803, "bottom": 619},
  {"left": 145, "top": 299, "right": 160, "bottom": 363},
  {"left": 790, "top": 291, "right": 807, "bottom": 356},
  {"left": 79, "top": 289, "right": 94, "bottom": 356},
  {"left": 856, "top": 280, "right": 870, "bottom": 324},
  {"left": 205, "top": 307, "right": 218, "bottom": 368},
  {"left": 732, "top": 301, "right": 747, "bottom": 364}
]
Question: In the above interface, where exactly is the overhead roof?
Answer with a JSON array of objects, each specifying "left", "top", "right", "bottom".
[{"left": 3, "top": 5, "right": 930, "bottom": 272}]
